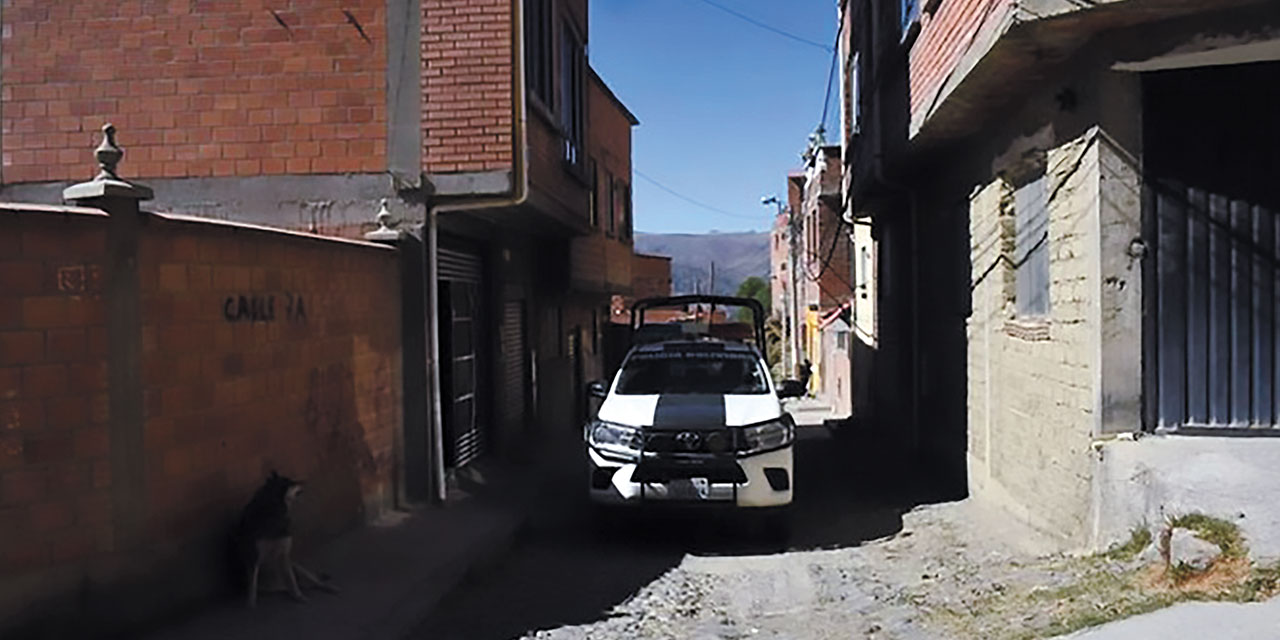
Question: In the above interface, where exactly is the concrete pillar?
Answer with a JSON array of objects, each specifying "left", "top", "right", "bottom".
[
  {"left": 364, "top": 200, "right": 432, "bottom": 506},
  {"left": 63, "top": 124, "right": 153, "bottom": 550}
]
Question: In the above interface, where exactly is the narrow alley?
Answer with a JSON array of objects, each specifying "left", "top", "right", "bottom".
[
  {"left": 4, "top": 1, "right": 1280, "bottom": 639},
  {"left": 414, "top": 401, "right": 955, "bottom": 640}
]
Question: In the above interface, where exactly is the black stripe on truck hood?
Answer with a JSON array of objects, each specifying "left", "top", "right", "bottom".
[{"left": 650, "top": 395, "right": 726, "bottom": 431}]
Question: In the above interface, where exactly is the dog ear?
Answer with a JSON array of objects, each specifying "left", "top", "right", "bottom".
[{"left": 269, "top": 469, "right": 280, "bottom": 480}]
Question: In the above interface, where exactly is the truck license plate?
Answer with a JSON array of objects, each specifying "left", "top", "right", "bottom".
[{"left": 667, "top": 478, "right": 709, "bottom": 500}]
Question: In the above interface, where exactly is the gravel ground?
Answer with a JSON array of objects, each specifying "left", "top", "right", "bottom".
[
  {"left": 420, "top": 404, "right": 1204, "bottom": 640},
  {"left": 519, "top": 500, "right": 1085, "bottom": 640}
]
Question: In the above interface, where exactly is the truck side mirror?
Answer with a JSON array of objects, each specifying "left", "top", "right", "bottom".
[{"left": 587, "top": 380, "right": 609, "bottom": 399}]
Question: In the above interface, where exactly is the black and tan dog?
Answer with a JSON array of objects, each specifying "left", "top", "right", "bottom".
[{"left": 232, "top": 471, "right": 338, "bottom": 607}]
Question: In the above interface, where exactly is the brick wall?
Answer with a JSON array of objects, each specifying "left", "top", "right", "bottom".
[
  {"left": 136, "top": 213, "right": 401, "bottom": 543},
  {"left": 0, "top": 203, "right": 401, "bottom": 635},
  {"left": 525, "top": 0, "right": 590, "bottom": 222},
  {"left": 967, "top": 129, "right": 1102, "bottom": 545},
  {"left": 801, "top": 154, "right": 850, "bottom": 312},
  {"left": 631, "top": 254, "right": 672, "bottom": 301},
  {"left": 422, "top": 0, "right": 514, "bottom": 173},
  {"left": 770, "top": 213, "right": 788, "bottom": 320},
  {"left": 907, "top": 0, "right": 1013, "bottom": 128},
  {"left": 570, "top": 69, "right": 635, "bottom": 292},
  {"left": 0, "top": 204, "right": 112, "bottom": 579},
  {"left": 589, "top": 70, "right": 633, "bottom": 235},
  {"left": 1, "top": 0, "right": 388, "bottom": 183}
]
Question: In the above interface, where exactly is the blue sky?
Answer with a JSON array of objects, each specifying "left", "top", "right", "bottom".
[{"left": 590, "top": 0, "right": 839, "bottom": 234}]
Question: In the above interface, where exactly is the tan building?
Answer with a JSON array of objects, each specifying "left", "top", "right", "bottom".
[{"left": 843, "top": 0, "right": 1280, "bottom": 552}]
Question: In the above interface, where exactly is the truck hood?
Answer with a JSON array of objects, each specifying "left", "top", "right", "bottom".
[{"left": 598, "top": 393, "right": 783, "bottom": 430}]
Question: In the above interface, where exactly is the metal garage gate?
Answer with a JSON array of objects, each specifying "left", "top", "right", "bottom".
[
  {"left": 1149, "top": 183, "right": 1280, "bottom": 430},
  {"left": 499, "top": 300, "right": 529, "bottom": 435},
  {"left": 439, "top": 246, "right": 487, "bottom": 468}
]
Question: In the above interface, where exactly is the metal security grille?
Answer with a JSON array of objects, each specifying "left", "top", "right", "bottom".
[
  {"left": 500, "top": 301, "right": 528, "bottom": 434},
  {"left": 446, "top": 281, "right": 483, "bottom": 467},
  {"left": 439, "top": 246, "right": 483, "bottom": 283},
  {"left": 1150, "top": 183, "right": 1279, "bottom": 430},
  {"left": 438, "top": 243, "right": 486, "bottom": 468}
]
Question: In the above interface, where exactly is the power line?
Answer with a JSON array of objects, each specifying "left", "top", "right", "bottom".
[
  {"left": 691, "top": 0, "right": 833, "bottom": 53},
  {"left": 818, "top": 15, "right": 844, "bottom": 132},
  {"left": 634, "top": 169, "right": 766, "bottom": 221}
]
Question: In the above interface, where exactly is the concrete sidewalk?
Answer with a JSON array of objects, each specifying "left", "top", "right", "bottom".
[
  {"left": 1053, "top": 597, "right": 1280, "bottom": 639},
  {"left": 142, "top": 490, "right": 525, "bottom": 640}
]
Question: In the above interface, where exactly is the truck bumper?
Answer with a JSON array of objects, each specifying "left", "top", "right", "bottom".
[{"left": 587, "top": 446, "right": 793, "bottom": 508}]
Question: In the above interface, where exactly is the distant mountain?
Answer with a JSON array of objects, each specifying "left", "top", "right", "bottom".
[{"left": 634, "top": 231, "right": 770, "bottom": 296}]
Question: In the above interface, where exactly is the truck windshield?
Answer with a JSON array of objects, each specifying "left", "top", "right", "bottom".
[{"left": 615, "top": 351, "right": 769, "bottom": 395}]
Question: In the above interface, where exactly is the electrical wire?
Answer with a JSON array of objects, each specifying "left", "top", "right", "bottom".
[
  {"left": 804, "top": 215, "right": 849, "bottom": 285},
  {"left": 691, "top": 0, "right": 834, "bottom": 52},
  {"left": 634, "top": 169, "right": 766, "bottom": 221},
  {"left": 818, "top": 15, "right": 845, "bottom": 134}
]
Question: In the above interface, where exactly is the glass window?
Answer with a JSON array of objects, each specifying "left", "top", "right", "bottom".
[
  {"left": 1014, "top": 171, "right": 1051, "bottom": 316},
  {"left": 900, "top": 0, "right": 920, "bottom": 35},
  {"left": 616, "top": 351, "right": 769, "bottom": 395},
  {"left": 560, "top": 19, "right": 585, "bottom": 168},
  {"left": 523, "top": 0, "right": 553, "bottom": 106},
  {"left": 588, "top": 159, "right": 599, "bottom": 227}
]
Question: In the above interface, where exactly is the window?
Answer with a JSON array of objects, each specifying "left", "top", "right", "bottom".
[
  {"left": 845, "top": 52, "right": 861, "bottom": 138},
  {"left": 560, "top": 19, "right": 585, "bottom": 169},
  {"left": 588, "top": 159, "right": 599, "bottom": 227},
  {"left": 591, "top": 308, "right": 598, "bottom": 352},
  {"left": 605, "top": 170, "right": 615, "bottom": 235},
  {"left": 1014, "top": 170, "right": 1050, "bottom": 316},
  {"left": 616, "top": 351, "right": 769, "bottom": 395},
  {"left": 858, "top": 245, "right": 871, "bottom": 297},
  {"left": 524, "top": 0, "right": 553, "bottom": 107},
  {"left": 619, "top": 181, "right": 632, "bottom": 241},
  {"left": 900, "top": 0, "right": 920, "bottom": 36}
]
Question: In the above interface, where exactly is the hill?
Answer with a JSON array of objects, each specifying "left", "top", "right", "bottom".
[{"left": 634, "top": 231, "right": 770, "bottom": 296}]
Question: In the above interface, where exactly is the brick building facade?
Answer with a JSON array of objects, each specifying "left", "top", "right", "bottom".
[
  {"left": 771, "top": 145, "right": 852, "bottom": 406},
  {"left": 842, "top": 0, "right": 1280, "bottom": 550},
  {"left": 630, "top": 253, "right": 672, "bottom": 301},
  {"left": 0, "top": 155, "right": 402, "bottom": 636},
  {"left": 1, "top": 0, "right": 640, "bottom": 505}
]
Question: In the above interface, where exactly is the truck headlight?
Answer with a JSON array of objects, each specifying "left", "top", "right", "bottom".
[
  {"left": 586, "top": 420, "right": 642, "bottom": 461},
  {"left": 737, "top": 419, "right": 793, "bottom": 456}
]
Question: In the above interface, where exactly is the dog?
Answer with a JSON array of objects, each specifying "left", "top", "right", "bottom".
[{"left": 232, "top": 471, "right": 339, "bottom": 607}]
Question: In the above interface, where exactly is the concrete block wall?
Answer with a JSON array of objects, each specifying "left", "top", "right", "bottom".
[
  {"left": 0, "top": 203, "right": 402, "bottom": 636},
  {"left": 1, "top": 0, "right": 388, "bottom": 182},
  {"left": 967, "top": 129, "right": 1102, "bottom": 546}
]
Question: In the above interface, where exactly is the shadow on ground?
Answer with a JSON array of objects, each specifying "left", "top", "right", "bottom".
[{"left": 414, "top": 418, "right": 965, "bottom": 640}]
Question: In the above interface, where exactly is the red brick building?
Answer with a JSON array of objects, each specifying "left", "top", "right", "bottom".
[
  {"left": 631, "top": 253, "right": 672, "bottom": 300},
  {"left": 0, "top": 0, "right": 640, "bottom": 501},
  {"left": 610, "top": 252, "right": 678, "bottom": 324},
  {"left": 799, "top": 145, "right": 849, "bottom": 315},
  {"left": 769, "top": 210, "right": 789, "bottom": 325},
  {"left": 779, "top": 144, "right": 851, "bottom": 406}
]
